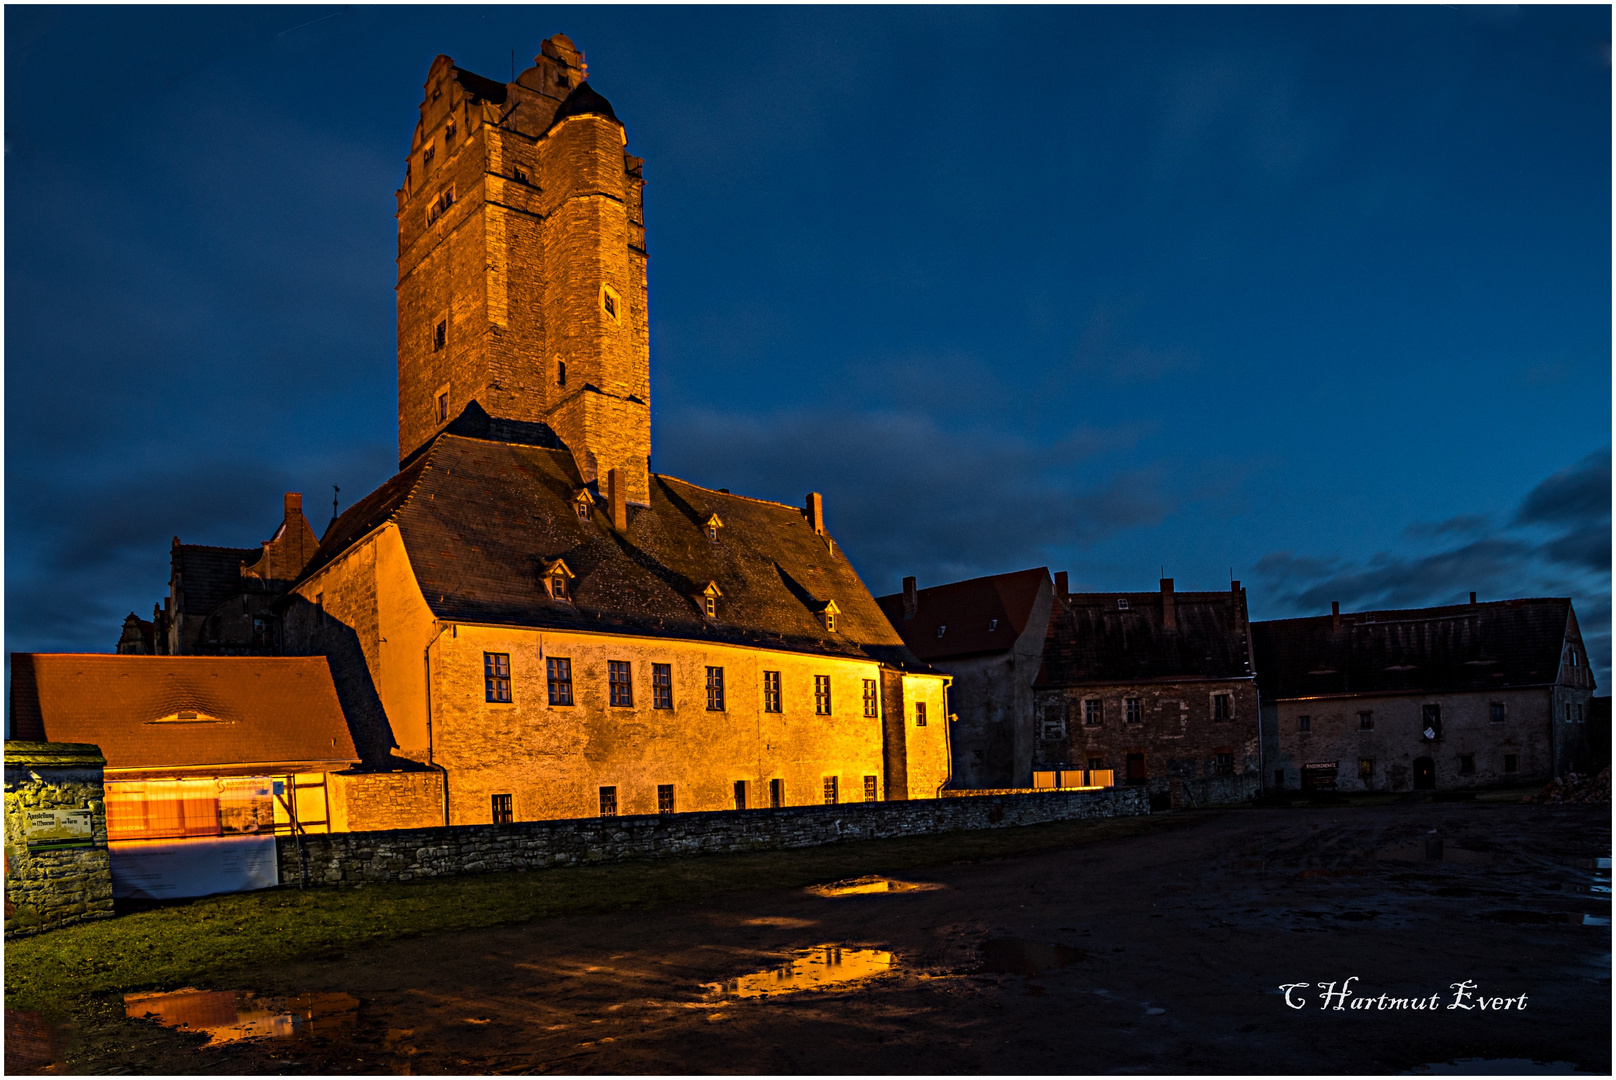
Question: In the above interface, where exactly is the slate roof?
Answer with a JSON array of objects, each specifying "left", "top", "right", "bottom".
[
  {"left": 453, "top": 66, "right": 508, "bottom": 105},
  {"left": 8, "top": 655, "right": 359, "bottom": 774},
  {"left": 1038, "top": 587, "right": 1255, "bottom": 685},
  {"left": 171, "top": 542, "right": 255, "bottom": 616},
  {"left": 546, "top": 80, "right": 620, "bottom": 133},
  {"left": 874, "top": 568, "right": 1050, "bottom": 661},
  {"left": 288, "top": 434, "right": 931, "bottom": 671},
  {"left": 1250, "top": 599, "right": 1576, "bottom": 701}
]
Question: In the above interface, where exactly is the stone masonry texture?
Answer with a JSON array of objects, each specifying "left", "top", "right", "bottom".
[{"left": 4, "top": 741, "right": 115, "bottom": 938}]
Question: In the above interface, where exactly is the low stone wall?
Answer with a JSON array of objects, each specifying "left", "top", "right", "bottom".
[
  {"left": 4, "top": 741, "right": 114, "bottom": 938},
  {"left": 1170, "top": 773, "right": 1261, "bottom": 809},
  {"left": 330, "top": 770, "right": 446, "bottom": 832},
  {"left": 279, "top": 787, "right": 1148, "bottom": 887}
]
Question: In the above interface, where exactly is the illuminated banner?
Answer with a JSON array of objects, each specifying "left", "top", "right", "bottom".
[{"left": 110, "top": 834, "right": 278, "bottom": 900}]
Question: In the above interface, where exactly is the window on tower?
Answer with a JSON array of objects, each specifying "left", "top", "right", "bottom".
[
  {"left": 437, "top": 392, "right": 448, "bottom": 423},
  {"left": 558, "top": 360, "right": 566, "bottom": 387},
  {"left": 602, "top": 285, "right": 621, "bottom": 321},
  {"left": 434, "top": 320, "right": 446, "bottom": 352}
]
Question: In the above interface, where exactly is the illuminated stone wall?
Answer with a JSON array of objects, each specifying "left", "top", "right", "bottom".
[
  {"left": 3, "top": 742, "right": 114, "bottom": 938},
  {"left": 281, "top": 786, "right": 1149, "bottom": 886}
]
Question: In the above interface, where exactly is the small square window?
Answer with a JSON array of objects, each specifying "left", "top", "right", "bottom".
[
  {"left": 1215, "top": 752, "right": 1234, "bottom": 776},
  {"left": 706, "top": 666, "right": 725, "bottom": 711},
  {"left": 1359, "top": 711, "right": 1374, "bottom": 730},
  {"left": 608, "top": 660, "right": 633, "bottom": 707},
  {"left": 763, "top": 671, "right": 782, "bottom": 713},
  {"left": 1212, "top": 693, "right": 1232, "bottom": 722},
  {"left": 1358, "top": 758, "right": 1374, "bottom": 780},
  {"left": 936, "top": 624, "right": 947, "bottom": 638},
  {"left": 484, "top": 652, "right": 511, "bottom": 703},
  {"left": 823, "top": 776, "right": 838, "bottom": 805},
  {"left": 547, "top": 657, "right": 573, "bottom": 706},
  {"left": 599, "top": 786, "right": 616, "bottom": 817},
  {"left": 1088, "top": 757, "right": 1106, "bottom": 771},
  {"left": 863, "top": 775, "right": 878, "bottom": 802},
  {"left": 433, "top": 320, "right": 447, "bottom": 352},
  {"left": 814, "top": 675, "right": 831, "bottom": 715},
  {"left": 769, "top": 778, "right": 785, "bottom": 808},
  {"left": 652, "top": 663, "right": 673, "bottom": 709},
  {"left": 988, "top": 618, "right": 998, "bottom": 631},
  {"left": 1125, "top": 698, "right": 1141, "bottom": 724},
  {"left": 1503, "top": 754, "right": 1519, "bottom": 773},
  {"left": 1458, "top": 754, "right": 1475, "bottom": 776},
  {"left": 1084, "top": 699, "right": 1102, "bottom": 726},
  {"left": 657, "top": 784, "right": 675, "bottom": 814},
  {"left": 602, "top": 285, "right": 620, "bottom": 320},
  {"left": 491, "top": 793, "right": 512, "bottom": 824},
  {"left": 1117, "top": 598, "right": 1130, "bottom": 610},
  {"left": 514, "top": 166, "right": 529, "bottom": 184},
  {"left": 862, "top": 679, "right": 878, "bottom": 718},
  {"left": 916, "top": 701, "right": 928, "bottom": 727},
  {"left": 733, "top": 780, "right": 747, "bottom": 810},
  {"left": 1297, "top": 714, "right": 1311, "bottom": 732},
  {"left": 1490, "top": 702, "right": 1506, "bottom": 723}
]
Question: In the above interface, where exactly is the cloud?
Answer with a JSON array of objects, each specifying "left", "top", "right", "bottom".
[
  {"left": 1069, "top": 306, "right": 1200, "bottom": 386},
  {"left": 1513, "top": 450, "right": 1611, "bottom": 528}
]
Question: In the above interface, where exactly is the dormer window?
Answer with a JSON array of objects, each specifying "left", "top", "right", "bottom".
[
  {"left": 704, "top": 513, "right": 723, "bottom": 542},
  {"left": 937, "top": 625, "right": 947, "bottom": 637},
  {"left": 699, "top": 581, "right": 723, "bottom": 618},
  {"left": 813, "top": 600, "right": 840, "bottom": 633},
  {"left": 1117, "top": 598, "right": 1130, "bottom": 611},
  {"left": 988, "top": 619, "right": 998, "bottom": 632},
  {"left": 573, "top": 491, "right": 593, "bottom": 520},
  {"left": 542, "top": 559, "right": 575, "bottom": 602}
]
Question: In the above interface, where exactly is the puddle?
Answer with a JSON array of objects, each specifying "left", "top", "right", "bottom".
[
  {"left": 742, "top": 916, "right": 819, "bottom": 928},
  {"left": 123, "top": 989, "right": 360, "bottom": 1045},
  {"left": 5, "top": 1007, "right": 65, "bottom": 1074},
  {"left": 1376, "top": 840, "right": 1495, "bottom": 865},
  {"left": 806, "top": 876, "right": 941, "bottom": 897},
  {"left": 706, "top": 946, "right": 893, "bottom": 997},
  {"left": 1406, "top": 1059, "right": 1589, "bottom": 1074},
  {"left": 977, "top": 938, "right": 1088, "bottom": 976}
]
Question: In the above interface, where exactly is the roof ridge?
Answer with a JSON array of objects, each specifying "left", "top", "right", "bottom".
[{"left": 653, "top": 473, "right": 807, "bottom": 514}]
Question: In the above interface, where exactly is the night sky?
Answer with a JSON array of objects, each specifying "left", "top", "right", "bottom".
[{"left": 6, "top": 6, "right": 1611, "bottom": 686}]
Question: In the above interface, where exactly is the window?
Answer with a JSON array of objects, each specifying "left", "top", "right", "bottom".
[
  {"left": 706, "top": 666, "right": 725, "bottom": 711},
  {"left": 1125, "top": 698, "right": 1142, "bottom": 724},
  {"left": 437, "top": 391, "right": 449, "bottom": 422},
  {"left": 1084, "top": 699, "right": 1101, "bottom": 726},
  {"left": 1297, "top": 714, "right": 1311, "bottom": 732},
  {"left": 937, "top": 625, "right": 947, "bottom": 638},
  {"left": 988, "top": 618, "right": 998, "bottom": 632},
  {"left": 862, "top": 679, "right": 878, "bottom": 718},
  {"left": 1575, "top": 703, "right": 1584, "bottom": 723},
  {"left": 824, "top": 611, "right": 836, "bottom": 632},
  {"left": 1571, "top": 648, "right": 1580, "bottom": 668},
  {"left": 444, "top": 121, "right": 456, "bottom": 144},
  {"left": 1215, "top": 753, "right": 1234, "bottom": 776},
  {"left": 514, "top": 166, "right": 529, "bottom": 184},
  {"left": 1039, "top": 701, "right": 1062, "bottom": 739},
  {"left": 657, "top": 784, "right": 675, "bottom": 814},
  {"left": 733, "top": 780, "right": 747, "bottom": 810},
  {"left": 704, "top": 594, "right": 717, "bottom": 617},
  {"left": 491, "top": 794, "right": 512, "bottom": 824},
  {"left": 1212, "top": 693, "right": 1232, "bottom": 722},
  {"left": 314, "top": 592, "right": 325, "bottom": 626},
  {"left": 433, "top": 320, "right": 446, "bottom": 352},
  {"left": 1458, "top": 754, "right": 1475, "bottom": 776},
  {"left": 814, "top": 675, "right": 831, "bottom": 715},
  {"left": 1490, "top": 702, "right": 1506, "bottom": 723},
  {"left": 823, "top": 776, "right": 838, "bottom": 805},
  {"left": 1088, "top": 757, "right": 1106, "bottom": 771},
  {"left": 1423, "top": 703, "right": 1442, "bottom": 740},
  {"left": 575, "top": 497, "right": 590, "bottom": 520},
  {"left": 428, "top": 187, "right": 455, "bottom": 223},
  {"left": 652, "top": 663, "right": 672, "bottom": 709},
  {"left": 558, "top": 360, "right": 567, "bottom": 387},
  {"left": 1359, "top": 711, "right": 1374, "bottom": 731},
  {"left": 1358, "top": 758, "right": 1374, "bottom": 780},
  {"left": 769, "top": 778, "right": 785, "bottom": 808},
  {"left": 1117, "top": 598, "right": 1130, "bottom": 610},
  {"left": 763, "top": 671, "right": 782, "bottom": 713},
  {"left": 601, "top": 284, "right": 620, "bottom": 320},
  {"left": 547, "top": 572, "right": 569, "bottom": 601},
  {"left": 916, "top": 701, "right": 928, "bottom": 727},
  {"left": 484, "top": 652, "right": 512, "bottom": 703},
  {"left": 250, "top": 615, "right": 277, "bottom": 651},
  {"left": 608, "top": 661, "right": 633, "bottom": 707},
  {"left": 423, "top": 145, "right": 435, "bottom": 166},
  {"left": 863, "top": 775, "right": 878, "bottom": 802},
  {"left": 547, "top": 657, "right": 574, "bottom": 706},
  {"left": 598, "top": 787, "right": 616, "bottom": 817},
  {"left": 1503, "top": 754, "right": 1519, "bottom": 773}
]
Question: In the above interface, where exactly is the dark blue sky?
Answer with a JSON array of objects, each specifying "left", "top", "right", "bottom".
[{"left": 7, "top": 5, "right": 1611, "bottom": 683}]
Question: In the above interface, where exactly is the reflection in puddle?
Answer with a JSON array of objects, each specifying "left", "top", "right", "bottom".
[
  {"left": 742, "top": 916, "right": 819, "bottom": 928},
  {"left": 806, "top": 876, "right": 941, "bottom": 897},
  {"left": 1376, "top": 840, "right": 1495, "bottom": 865},
  {"left": 977, "top": 938, "right": 1087, "bottom": 976},
  {"left": 123, "top": 989, "right": 360, "bottom": 1045},
  {"left": 708, "top": 946, "right": 894, "bottom": 997},
  {"left": 1406, "top": 1058, "right": 1587, "bottom": 1074}
]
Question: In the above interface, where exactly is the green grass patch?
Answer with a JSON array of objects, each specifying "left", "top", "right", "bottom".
[{"left": 6, "top": 812, "right": 1179, "bottom": 1017}]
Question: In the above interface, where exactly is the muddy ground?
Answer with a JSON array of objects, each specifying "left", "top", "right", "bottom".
[{"left": 58, "top": 801, "right": 1614, "bottom": 1074}]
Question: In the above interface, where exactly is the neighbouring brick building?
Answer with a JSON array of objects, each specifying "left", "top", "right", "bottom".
[
  {"left": 1033, "top": 578, "right": 1261, "bottom": 804},
  {"left": 1253, "top": 597, "right": 1596, "bottom": 792},
  {"left": 875, "top": 569, "right": 1054, "bottom": 789}
]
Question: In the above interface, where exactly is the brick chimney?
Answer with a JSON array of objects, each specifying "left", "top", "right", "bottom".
[
  {"left": 1161, "top": 578, "right": 1176, "bottom": 631},
  {"left": 806, "top": 492, "right": 824, "bottom": 535},
  {"left": 902, "top": 576, "right": 918, "bottom": 619},
  {"left": 1055, "top": 571, "right": 1068, "bottom": 597},
  {"left": 1231, "top": 579, "right": 1240, "bottom": 593},
  {"left": 1332, "top": 601, "right": 1341, "bottom": 633},
  {"left": 608, "top": 469, "right": 629, "bottom": 531}
]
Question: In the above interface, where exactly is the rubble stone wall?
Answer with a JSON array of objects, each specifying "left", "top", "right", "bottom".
[{"left": 4, "top": 742, "right": 114, "bottom": 938}]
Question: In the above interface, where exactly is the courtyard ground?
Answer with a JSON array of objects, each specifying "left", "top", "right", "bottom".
[{"left": 8, "top": 799, "right": 1610, "bottom": 1074}]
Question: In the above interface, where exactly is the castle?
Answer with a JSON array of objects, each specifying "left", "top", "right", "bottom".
[{"left": 103, "top": 36, "right": 951, "bottom": 827}]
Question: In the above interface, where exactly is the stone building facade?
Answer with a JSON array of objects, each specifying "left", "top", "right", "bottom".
[
  {"left": 4, "top": 741, "right": 114, "bottom": 937},
  {"left": 1033, "top": 579, "right": 1261, "bottom": 804},
  {"left": 1254, "top": 597, "right": 1595, "bottom": 792}
]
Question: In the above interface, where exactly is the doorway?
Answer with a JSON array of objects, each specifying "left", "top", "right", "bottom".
[
  {"left": 1413, "top": 756, "right": 1436, "bottom": 790},
  {"left": 1125, "top": 753, "right": 1147, "bottom": 785}
]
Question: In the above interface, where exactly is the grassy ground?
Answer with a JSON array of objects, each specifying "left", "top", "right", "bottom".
[{"left": 6, "top": 813, "right": 1182, "bottom": 1019}]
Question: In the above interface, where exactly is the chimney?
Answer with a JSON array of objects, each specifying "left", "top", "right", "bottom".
[
  {"left": 1231, "top": 579, "right": 1240, "bottom": 593},
  {"left": 806, "top": 492, "right": 824, "bottom": 535},
  {"left": 284, "top": 492, "right": 303, "bottom": 519},
  {"left": 1161, "top": 577, "right": 1176, "bottom": 631},
  {"left": 1332, "top": 601, "right": 1340, "bottom": 633},
  {"left": 1470, "top": 591, "right": 1477, "bottom": 605},
  {"left": 902, "top": 576, "right": 918, "bottom": 619},
  {"left": 608, "top": 469, "right": 628, "bottom": 531},
  {"left": 1054, "top": 571, "right": 1068, "bottom": 597}
]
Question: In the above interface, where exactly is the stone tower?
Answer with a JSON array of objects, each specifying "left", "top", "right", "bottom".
[{"left": 395, "top": 34, "right": 651, "bottom": 503}]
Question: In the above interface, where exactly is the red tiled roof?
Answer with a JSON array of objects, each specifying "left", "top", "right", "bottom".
[
  {"left": 875, "top": 568, "right": 1050, "bottom": 661},
  {"left": 8, "top": 655, "right": 358, "bottom": 772}
]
